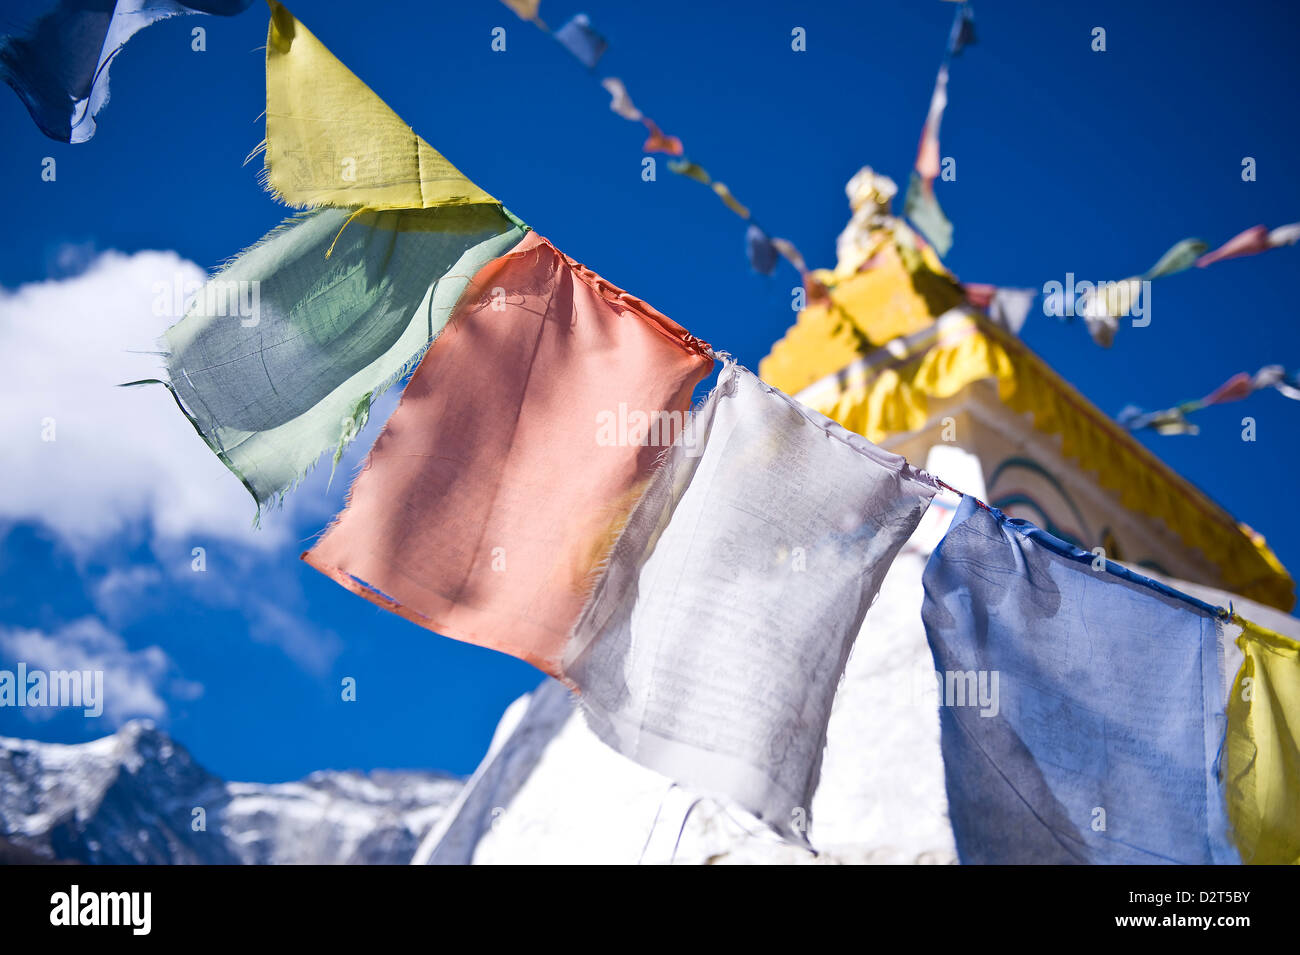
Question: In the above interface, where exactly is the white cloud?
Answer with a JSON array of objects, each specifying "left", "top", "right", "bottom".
[
  {"left": 0, "top": 250, "right": 400, "bottom": 679},
  {"left": 92, "top": 565, "right": 164, "bottom": 623},
  {"left": 0, "top": 250, "right": 299, "bottom": 552},
  {"left": 0, "top": 618, "right": 198, "bottom": 726}
]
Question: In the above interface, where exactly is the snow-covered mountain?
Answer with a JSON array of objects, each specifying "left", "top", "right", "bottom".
[{"left": 0, "top": 721, "right": 462, "bottom": 864}]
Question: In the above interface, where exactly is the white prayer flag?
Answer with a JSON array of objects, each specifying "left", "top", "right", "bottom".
[{"left": 564, "top": 363, "right": 937, "bottom": 843}]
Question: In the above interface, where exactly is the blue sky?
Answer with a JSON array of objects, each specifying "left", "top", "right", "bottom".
[{"left": 0, "top": 0, "right": 1297, "bottom": 781}]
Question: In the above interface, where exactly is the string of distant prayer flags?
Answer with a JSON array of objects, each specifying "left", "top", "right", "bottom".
[
  {"left": 1118, "top": 365, "right": 1300, "bottom": 436},
  {"left": 885, "top": 8, "right": 1300, "bottom": 358},
  {"left": 897, "top": 4, "right": 1300, "bottom": 354},
  {"left": 497, "top": 1, "right": 814, "bottom": 285},
  {"left": 901, "top": 2, "right": 976, "bottom": 258},
  {"left": 0, "top": 0, "right": 255, "bottom": 143},
  {"left": 806, "top": 1, "right": 1300, "bottom": 365},
  {"left": 133, "top": 2, "right": 1296, "bottom": 862},
  {"left": 963, "top": 223, "right": 1300, "bottom": 349}
]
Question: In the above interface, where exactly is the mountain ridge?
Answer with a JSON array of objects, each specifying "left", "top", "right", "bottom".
[{"left": 0, "top": 720, "right": 462, "bottom": 865}]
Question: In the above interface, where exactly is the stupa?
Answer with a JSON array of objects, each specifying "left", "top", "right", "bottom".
[{"left": 763, "top": 168, "right": 1292, "bottom": 611}]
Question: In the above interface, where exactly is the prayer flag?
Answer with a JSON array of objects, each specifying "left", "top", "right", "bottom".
[
  {"left": 770, "top": 237, "right": 808, "bottom": 274},
  {"left": 1117, "top": 404, "right": 1200, "bottom": 436},
  {"left": 601, "top": 77, "right": 641, "bottom": 121},
  {"left": 1143, "top": 238, "right": 1208, "bottom": 279},
  {"left": 711, "top": 181, "right": 750, "bottom": 219},
  {"left": 641, "top": 118, "right": 683, "bottom": 156},
  {"left": 303, "top": 232, "right": 713, "bottom": 677},
  {"left": 565, "top": 363, "right": 937, "bottom": 842},
  {"left": 0, "top": 0, "right": 253, "bottom": 143},
  {"left": 554, "top": 13, "right": 606, "bottom": 69},
  {"left": 922, "top": 496, "right": 1240, "bottom": 864},
  {"left": 1202, "top": 371, "right": 1255, "bottom": 406},
  {"left": 987, "top": 287, "right": 1037, "bottom": 335},
  {"left": 915, "top": 65, "right": 948, "bottom": 185},
  {"left": 162, "top": 204, "right": 528, "bottom": 509},
  {"left": 499, "top": 0, "right": 541, "bottom": 21},
  {"left": 961, "top": 283, "right": 996, "bottom": 309},
  {"left": 1253, "top": 365, "right": 1300, "bottom": 402},
  {"left": 263, "top": 1, "right": 496, "bottom": 210},
  {"left": 1267, "top": 222, "right": 1300, "bottom": 248},
  {"left": 948, "top": 4, "right": 976, "bottom": 57},
  {"left": 1076, "top": 277, "right": 1142, "bottom": 348},
  {"left": 668, "top": 159, "right": 711, "bottom": 184},
  {"left": 745, "top": 224, "right": 778, "bottom": 275},
  {"left": 904, "top": 172, "right": 953, "bottom": 257},
  {"left": 1197, "top": 226, "right": 1272, "bottom": 269},
  {"left": 1225, "top": 618, "right": 1300, "bottom": 864}
]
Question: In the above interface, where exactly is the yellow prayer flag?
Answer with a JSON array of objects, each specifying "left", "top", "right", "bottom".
[
  {"left": 500, "top": 0, "right": 541, "bottom": 20},
  {"left": 711, "top": 182, "right": 750, "bottom": 219},
  {"left": 1226, "top": 618, "right": 1300, "bottom": 864},
  {"left": 263, "top": 1, "right": 496, "bottom": 211}
]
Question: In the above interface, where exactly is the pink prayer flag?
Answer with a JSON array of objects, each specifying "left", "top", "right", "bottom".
[
  {"left": 303, "top": 232, "right": 714, "bottom": 678},
  {"left": 1202, "top": 371, "right": 1255, "bottom": 406},
  {"left": 1196, "top": 225, "right": 1271, "bottom": 268},
  {"left": 962, "top": 283, "right": 997, "bottom": 308},
  {"left": 641, "top": 118, "right": 684, "bottom": 156},
  {"left": 916, "top": 140, "right": 941, "bottom": 186},
  {"left": 915, "top": 65, "right": 948, "bottom": 185}
]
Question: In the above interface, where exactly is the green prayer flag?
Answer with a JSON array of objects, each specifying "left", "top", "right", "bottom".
[
  {"left": 904, "top": 173, "right": 953, "bottom": 258},
  {"left": 1144, "top": 238, "right": 1208, "bottom": 279},
  {"left": 163, "top": 203, "right": 528, "bottom": 511}
]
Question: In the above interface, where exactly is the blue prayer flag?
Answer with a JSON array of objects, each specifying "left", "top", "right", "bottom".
[
  {"left": 922, "top": 496, "right": 1239, "bottom": 864},
  {"left": 745, "top": 223, "right": 778, "bottom": 275},
  {"left": 1, "top": 0, "right": 253, "bottom": 143},
  {"left": 553, "top": 13, "right": 607, "bottom": 70}
]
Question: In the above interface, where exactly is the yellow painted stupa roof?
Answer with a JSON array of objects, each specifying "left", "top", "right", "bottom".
[
  {"left": 759, "top": 200, "right": 1294, "bottom": 611},
  {"left": 761, "top": 241, "right": 964, "bottom": 395}
]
